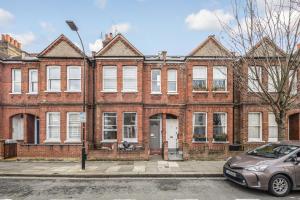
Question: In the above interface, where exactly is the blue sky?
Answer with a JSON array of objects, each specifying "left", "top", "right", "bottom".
[{"left": 0, "top": 0, "right": 235, "bottom": 55}]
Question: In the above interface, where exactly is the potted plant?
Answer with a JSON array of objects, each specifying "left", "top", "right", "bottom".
[
  {"left": 193, "top": 134, "right": 207, "bottom": 142},
  {"left": 213, "top": 134, "right": 227, "bottom": 142}
]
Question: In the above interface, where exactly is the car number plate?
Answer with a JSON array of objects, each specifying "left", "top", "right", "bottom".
[{"left": 226, "top": 169, "right": 236, "bottom": 177}]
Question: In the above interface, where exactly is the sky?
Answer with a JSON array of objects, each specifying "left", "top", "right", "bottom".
[{"left": 0, "top": 0, "right": 253, "bottom": 55}]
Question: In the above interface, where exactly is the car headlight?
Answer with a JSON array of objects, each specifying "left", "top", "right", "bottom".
[
  {"left": 226, "top": 157, "right": 232, "bottom": 162},
  {"left": 245, "top": 165, "right": 269, "bottom": 172}
]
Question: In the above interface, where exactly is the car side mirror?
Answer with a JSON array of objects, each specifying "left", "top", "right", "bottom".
[{"left": 290, "top": 155, "right": 300, "bottom": 165}]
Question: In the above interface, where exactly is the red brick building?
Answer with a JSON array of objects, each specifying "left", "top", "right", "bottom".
[{"left": 0, "top": 33, "right": 298, "bottom": 160}]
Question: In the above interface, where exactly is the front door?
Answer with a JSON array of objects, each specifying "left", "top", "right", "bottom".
[
  {"left": 166, "top": 119, "right": 178, "bottom": 150},
  {"left": 150, "top": 119, "right": 161, "bottom": 154},
  {"left": 12, "top": 115, "right": 24, "bottom": 140}
]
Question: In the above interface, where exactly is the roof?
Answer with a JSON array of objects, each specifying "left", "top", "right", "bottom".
[{"left": 246, "top": 37, "right": 286, "bottom": 57}]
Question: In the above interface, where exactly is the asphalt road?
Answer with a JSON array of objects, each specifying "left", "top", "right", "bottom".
[{"left": 1, "top": 177, "right": 300, "bottom": 200}]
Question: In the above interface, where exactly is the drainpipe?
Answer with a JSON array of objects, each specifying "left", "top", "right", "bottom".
[{"left": 91, "top": 58, "right": 96, "bottom": 146}]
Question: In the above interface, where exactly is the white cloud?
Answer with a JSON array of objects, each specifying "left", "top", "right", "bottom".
[
  {"left": 40, "top": 21, "right": 55, "bottom": 32},
  {"left": 185, "top": 9, "right": 234, "bottom": 31},
  {"left": 95, "top": 0, "right": 107, "bottom": 9},
  {"left": 11, "top": 32, "right": 36, "bottom": 47},
  {"left": 89, "top": 39, "right": 103, "bottom": 52},
  {"left": 0, "top": 8, "right": 14, "bottom": 27},
  {"left": 109, "top": 23, "right": 131, "bottom": 34}
]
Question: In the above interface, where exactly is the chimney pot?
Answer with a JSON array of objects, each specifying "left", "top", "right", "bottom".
[
  {"left": 109, "top": 32, "right": 113, "bottom": 38},
  {"left": 297, "top": 44, "right": 300, "bottom": 50}
]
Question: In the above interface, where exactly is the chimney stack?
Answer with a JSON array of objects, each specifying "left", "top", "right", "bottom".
[
  {"left": 102, "top": 32, "right": 114, "bottom": 47},
  {"left": 0, "top": 34, "right": 22, "bottom": 57},
  {"left": 297, "top": 43, "right": 300, "bottom": 50}
]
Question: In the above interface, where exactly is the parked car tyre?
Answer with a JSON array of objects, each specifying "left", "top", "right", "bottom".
[{"left": 269, "top": 174, "right": 291, "bottom": 197}]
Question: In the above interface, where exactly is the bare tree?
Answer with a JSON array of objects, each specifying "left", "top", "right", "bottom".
[{"left": 222, "top": 0, "right": 300, "bottom": 140}]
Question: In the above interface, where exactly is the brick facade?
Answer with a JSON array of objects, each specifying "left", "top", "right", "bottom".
[{"left": 0, "top": 33, "right": 299, "bottom": 161}]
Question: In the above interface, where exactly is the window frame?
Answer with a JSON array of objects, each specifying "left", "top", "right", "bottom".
[
  {"left": 193, "top": 66, "right": 207, "bottom": 92},
  {"left": 213, "top": 112, "right": 227, "bottom": 142},
  {"left": 151, "top": 69, "right": 161, "bottom": 94},
  {"left": 47, "top": 66, "right": 61, "bottom": 92},
  {"left": 46, "top": 112, "right": 61, "bottom": 143},
  {"left": 213, "top": 66, "right": 227, "bottom": 91},
  {"left": 248, "top": 66, "right": 262, "bottom": 92},
  {"left": 248, "top": 112, "right": 262, "bottom": 142},
  {"left": 122, "top": 66, "right": 138, "bottom": 92},
  {"left": 167, "top": 69, "right": 177, "bottom": 94},
  {"left": 66, "top": 112, "right": 81, "bottom": 142},
  {"left": 28, "top": 69, "right": 38, "bottom": 94},
  {"left": 268, "top": 66, "right": 281, "bottom": 93},
  {"left": 192, "top": 112, "right": 207, "bottom": 143},
  {"left": 67, "top": 66, "right": 81, "bottom": 92},
  {"left": 102, "top": 112, "right": 118, "bottom": 142},
  {"left": 122, "top": 112, "right": 138, "bottom": 143},
  {"left": 289, "top": 70, "right": 298, "bottom": 95},
  {"left": 11, "top": 68, "right": 21, "bottom": 94},
  {"left": 103, "top": 66, "right": 117, "bottom": 92},
  {"left": 268, "top": 112, "right": 278, "bottom": 142}
]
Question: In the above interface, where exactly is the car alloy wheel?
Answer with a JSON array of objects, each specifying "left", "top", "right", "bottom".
[{"left": 269, "top": 175, "right": 291, "bottom": 197}]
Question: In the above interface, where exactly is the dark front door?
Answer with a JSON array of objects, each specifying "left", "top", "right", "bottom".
[
  {"left": 289, "top": 113, "right": 300, "bottom": 140},
  {"left": 150, "top": 119, "right": 161, "bottom": 154}
]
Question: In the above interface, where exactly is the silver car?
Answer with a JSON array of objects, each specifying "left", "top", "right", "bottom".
[{"left": 224, "top": 141, "right": 300, "bottom": 197}]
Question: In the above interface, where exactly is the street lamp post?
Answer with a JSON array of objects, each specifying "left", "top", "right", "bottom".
[{"left": 66, "top": 20, "right": 87, "bottom": 170}]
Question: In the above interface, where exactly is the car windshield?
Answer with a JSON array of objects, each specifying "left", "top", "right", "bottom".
[{"left": 247, "top": 144, "right": 299, "bottom": 158}]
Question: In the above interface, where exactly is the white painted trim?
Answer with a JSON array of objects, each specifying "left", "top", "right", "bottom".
[
  {"left": 213, "top": 66, "right": 227, "bottom": 91},
  {"left": 28, "top": 69, "right": 38, "bottom": 94},
  {"left": 12, "top": 68, "right": 21, "bottom": 94},
  {"left": 46, "top": 112, "right": 60, "bottom": 141},
  {"left": 67, "top": 66, "right": 81, "bottom": 92},
  {"left": 167, "top": 69, "right": 177, "bottom": 93},
  {"left": 151, "top": 69, "right": 161, "bottom": 94},
  {"left": 193, "top": 66, "right": 207, "bottom": 92},
  {"left": 122, "top": 112, "right": 138, "bottom": 143},
  {"left": 268, "top": 112, "right": 278, "bottom": 142},
  {"left": 47, "top": 66, "right": 61, "bottom": 92},
  {"left": 102, "top": 112, "right": 118, "bottom": 141},
  {"left": 66, "top": 112, "right": 81, "bottom": 142},
  {"left": 102, "top": 66, "right": 117, "bottom": 92},
  {"left": 248, "top": 112, "right": 263, "bottom": 142},
  {"left": 122, "top": 66, "right": 138, "bottom": 92},
  {"left": 192, "top": 112, "right": 207, "bottom": 142}
]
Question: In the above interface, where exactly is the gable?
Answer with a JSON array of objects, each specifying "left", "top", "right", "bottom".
[
  {"left": 189, "top": 36, "right": 231, "bottom": 57},
  {"left": 43, "top": 41, "right": 82, "bottom": 57},
  {"left": 38, "top": 34, "right": 83, "bottom": 58},
  {"left": 96, "top": 34, "right": 143, "bottom": 57},
  {"left": 247, "top": 39, "right": 285, "bottom": 57}
]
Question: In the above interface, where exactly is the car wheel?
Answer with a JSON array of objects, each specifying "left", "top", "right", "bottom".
[{"left": 269, "top": 174, "right": 291, "bottom": 197}]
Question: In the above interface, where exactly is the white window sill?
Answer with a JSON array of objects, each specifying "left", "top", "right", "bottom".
[
  {"left": 167, "top": 92, "right": 178, "bottom": 95},
  {"left": 44, "top": 139, "right": 61, "bottom": 143},
  {"left": 212, "top": 91, "right": 229, "bottom": 93},
  {"left": 64, "top": 139, "right": 81, "bottom": 143},
  {"left": 151, "top": 92, "right": 162, "bottom": 95},
  {"left": 101, "top": 140, "right": 117, "bottom": 143},
  {"left": 101, "top": 90, "right": 117, "bottom": 93},
  {"left": 247, "top": 140, "right": 265, "bottom": 143},
  {"left": 44, "top": 90, "right": 61, "bottom": 93},
  {"left": 122, "top": 90, "right": 138, "bottom": 93},
  {"left": 26, "top": 92, "right": 38, "bottom": 95},
  {"left": 192, "top": 141, "right": 208, "bottom": 143},
  {"left": 123, "top": 139, "right": 138, "bottom": 143},
  {"left": 268, "top": 139, "right": 278, "bottom": 142},
  {"left": 9, "top": 92, "right": 22, "bottom": 95},
  {"left": 64, "top": 91, "right": 81, "bottom": 93},
  {"left": 212, "top": 141, "right": 229, "bottom": 144},
  {"left": 192, "top": 90, "right": 209, "bottom": 93}
]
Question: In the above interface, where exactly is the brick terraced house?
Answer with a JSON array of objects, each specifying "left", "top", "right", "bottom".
[{"left": 0, "top": 33, "right": 299, "bottom": 160}]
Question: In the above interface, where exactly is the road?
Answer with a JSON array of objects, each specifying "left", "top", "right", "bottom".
[{"left": 1, "top": 177, "right": 300, "bottom": 200}]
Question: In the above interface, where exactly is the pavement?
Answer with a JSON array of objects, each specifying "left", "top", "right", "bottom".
[{"left": 0, "top": 160, "right": 226, "bottom": 177}]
